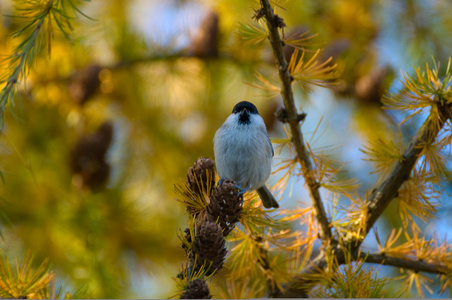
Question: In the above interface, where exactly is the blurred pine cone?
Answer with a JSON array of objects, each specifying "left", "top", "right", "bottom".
[
  {"left": 207, "top": 180, "right": 242, "bottom": 236},
  {"left": 69, "top": 64, "right": 102, "bottom": 105},
  {"left": 355, "top": 65, "right": 393, "bottom": 105},
  {"left": 189, "top": 10, "right": 219, "bottom": 58},
  {"left": 319, "top": 38, "right": 351, "bottom": 67},
  {"left": 180, "top": 279, "right": 212, "bottom": 299},
  {"left": 186, "top": 157, "right": 216, "bottom": 196},
  {"left": 70, "top": 121, "right": 113, "bottom": 190},
  {"left": 190, "top": 220, "right": 226, "bottom": 275}
]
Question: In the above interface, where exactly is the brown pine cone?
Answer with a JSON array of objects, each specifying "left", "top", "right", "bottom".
[
  {"left": 70, "top": 121, "right": 114, "bottom": 190},
  {"left": 69, "top": 64, "right": 102, "bottom": 105},
  {"left": 190, "top": 220, "right": 226, "bottom": 275},
  {"left": 189, "top": 11, "right": 219, "bottom": 58},
  {"left": 355, "top": 65, "right": 393, "bottom": 105},
  {"left": 186, "top": 157, "right": 216, "bottom": 196},
  {"left": 207, "top": 180, "right": 242, "bottom": 236},
  {"left": 180, "top": 279, "right": 212, "bottom": 299}
]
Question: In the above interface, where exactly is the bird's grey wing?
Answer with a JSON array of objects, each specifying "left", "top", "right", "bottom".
[
  {"left": 267, "top": 135, "right": 274, "bottom": 157},
  {"left": 259, "top": 126, "right": 274, "bottom": 157}
]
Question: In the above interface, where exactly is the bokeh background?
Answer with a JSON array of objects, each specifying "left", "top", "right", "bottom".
[{"left": 0, "top": 0, "right": 452, "bottom": 297}]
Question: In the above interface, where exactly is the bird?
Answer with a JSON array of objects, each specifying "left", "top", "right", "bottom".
[{"left": 213, "top": 101, "right": 279, "bottom": 208}]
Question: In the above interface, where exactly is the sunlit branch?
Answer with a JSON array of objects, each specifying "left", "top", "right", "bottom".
[
  {"left": 0, "top": 17, "right": 46, "bottom": 127},
  {"left": 259, "top": 0, "right": 332, "bottom": 244},
  {"left": 276, "top": 246, "right": 451, "bottom": 297}
]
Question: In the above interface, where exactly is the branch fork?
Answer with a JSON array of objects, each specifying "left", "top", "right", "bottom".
[{"left": 258, "top": 0, "right": 452, "bottom": 297}]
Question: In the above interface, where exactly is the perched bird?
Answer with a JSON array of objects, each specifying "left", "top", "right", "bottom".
[{"left": 213, "top": 101, "right": 279, "bottom": 208}]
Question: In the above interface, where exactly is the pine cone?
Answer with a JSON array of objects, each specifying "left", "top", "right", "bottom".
[
  {"left": 186, "top": 157, "right": 216, "bottom": 196},
  {"left": 70, "top": 121, "right": 114, "bottom": 190},
  {"left": 191, "top": 220, "right": 226, "bottom": 275},
  {"left": 189, "top": 11, "right": 219, "bottom": 58},
  {"left": 207, "top": 180, "right": 242, "bottom": 236},
  {"left": 180, "top": 279, "right": 212, "bottom": 299},
  {"left": 69, "top": 64, "right": 102, "bottom": 105},
  {"left": 355, "top": 65, "right": 393, "bottom": 105}
]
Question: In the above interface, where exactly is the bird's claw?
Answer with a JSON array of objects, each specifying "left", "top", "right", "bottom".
[
  {"left": 235, "top": 181, "right": 250, "bottom": 196},
  {"left": 217, "top": 178, "right": 225, "bottom": 187}
]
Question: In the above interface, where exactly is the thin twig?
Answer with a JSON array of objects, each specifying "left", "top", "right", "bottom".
[
  {"left": 0, "top": 0, "right": 88, "bottom": 128},
  {"left": 259, "top": 0, "right": 332, "bottom": 244},
  {"left": 275, "top": 253, "right": 332, "bottom": 298},
  {"left": 257, "top": 245, "right": 281, "bottom": 297}
]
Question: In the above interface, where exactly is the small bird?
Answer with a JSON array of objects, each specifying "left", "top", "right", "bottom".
[{"left": 213, "top": 101, "right": 279, "bottom": 208}]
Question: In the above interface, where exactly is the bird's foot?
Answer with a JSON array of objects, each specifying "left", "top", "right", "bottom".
[
  {"left": 235, "top": 181, "right": 251, "bottom": 196},
  {"left": 217, "top": 177, "right": 225, "bottom": 187}
]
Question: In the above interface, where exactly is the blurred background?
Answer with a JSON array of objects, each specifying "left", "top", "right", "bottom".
[{"left": 0, "top": 0, "right": 452, "bottom": 297}]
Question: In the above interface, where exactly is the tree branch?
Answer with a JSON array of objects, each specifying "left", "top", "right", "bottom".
[
  {"left": 277, "top": 247, "right": 450, "bottom": 297},
  {"left": 256, "top": 1, "right": 452, "bottom": 297},
  {"left": 259, "top": 0, "right": 332, "bottom": 244},
  {"left": 359, "top": 252, "right": 449, "bottom": 275},
  {"left": 274, "top": 248, "right": 349, "bottom": 298},
  {"left": 276, "top": 104, "right": 452, "bottom": 298},
  {"left": 364, "top": 103, "right": 451, "bottom": 237}
]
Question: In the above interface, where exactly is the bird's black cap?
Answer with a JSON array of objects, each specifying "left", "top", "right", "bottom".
[
  {"left": 232, "top": 101, "right": 259, "bottom": 115},
  {"left": 232, "top": 101, "right": 259, "bottom": 125}
]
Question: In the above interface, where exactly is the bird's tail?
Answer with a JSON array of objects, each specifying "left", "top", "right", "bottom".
[{"left": 256, "top": 185, "right": 279, "bottom": 208}]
